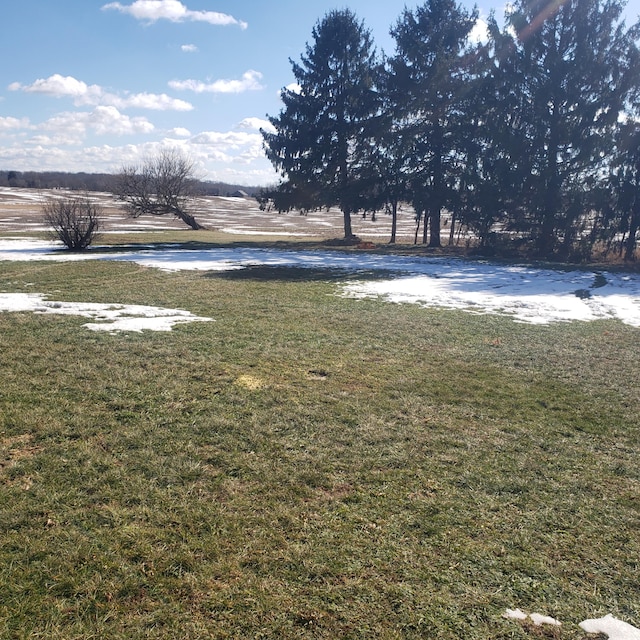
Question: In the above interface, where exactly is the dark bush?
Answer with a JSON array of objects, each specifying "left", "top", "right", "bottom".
[{"left": 42, "top": 195, "right": 102, "bottom": 251}]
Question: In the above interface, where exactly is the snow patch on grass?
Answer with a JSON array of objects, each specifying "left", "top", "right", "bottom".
[
  {"left": 0, "top": 293, "right": 212, "bottom": 332},
  {"left": 579, "top": 614, "right": 640, "bottom": 640},
  {"left": 504, "top": 609, "right": 640, "bottom": 638},
  {"left": 2, "top": 239, "right": 640, "bottom": 327},
  {"left": 503, "top": 608, "right": 561, "bottom": 626}
]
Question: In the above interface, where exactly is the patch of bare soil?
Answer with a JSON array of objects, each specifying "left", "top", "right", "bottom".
[{"left": 0, "top": 434, "right": 39, "bottom": 483}]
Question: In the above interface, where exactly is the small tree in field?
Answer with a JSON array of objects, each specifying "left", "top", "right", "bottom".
[
  {"left": 43, "top": 194, "right": 102, "bottom": 251},
  {"left": 115, "top": 148, "right": 204, "bottom": 230}
]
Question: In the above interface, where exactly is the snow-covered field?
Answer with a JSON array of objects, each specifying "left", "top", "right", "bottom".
[
  {"left": 1, "top": 237, "right": 640, "bottom": 330},
  {"left": 0, "top": 187, "right": 418, "bottom": 240},
  {"left": 1, "top": 186, "right": 640, "bottom": 332}
]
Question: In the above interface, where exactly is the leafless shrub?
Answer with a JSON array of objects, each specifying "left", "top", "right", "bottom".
[
  {"left": 42, "top": 194, "right": 102, "bottom": 251},
  {"left": 114, "top": 148, "right": 204, "bottom": 230}
]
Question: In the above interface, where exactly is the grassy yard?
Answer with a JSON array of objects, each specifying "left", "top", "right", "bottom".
[{"left": 0, "top": 244, "right": 638, "bottom": 639}]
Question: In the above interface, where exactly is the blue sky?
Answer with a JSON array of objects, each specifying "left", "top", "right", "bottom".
[{"left": 0, "top": 1, "right": 637, "bottom": 186}]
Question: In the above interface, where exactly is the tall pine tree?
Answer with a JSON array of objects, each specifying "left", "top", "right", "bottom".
[
  {"left": 261, "top": 10, "right": 382, "bottom": 241},
  {"left": 455, "top": 15, "right": 524, "bottom": 248},
  {"left": 387, "top": 0, "right": 478, "bottom": 247},
  {"left": 499, "top": 0, "right": 639, "bottom": 256},
  {"left": 609, "top": 120, "right": 640, "bottom": 260}
]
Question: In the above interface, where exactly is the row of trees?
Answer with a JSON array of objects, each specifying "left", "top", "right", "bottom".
[
  {"left": 260, "top": 0, "right": 640, "bottom": 259},
  {"left": 1, "top": 169, "right": 260, "bottom": 199},
  {"left": 3, "top": 171, "right": 117, "bottom": 192}
]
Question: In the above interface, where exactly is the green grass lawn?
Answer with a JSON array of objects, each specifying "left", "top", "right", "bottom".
[{"left": 0, "top": 247, "right": 638, "bottom": 639}]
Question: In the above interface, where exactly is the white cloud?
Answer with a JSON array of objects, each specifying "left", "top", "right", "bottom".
[
  {"left": 236, "top": 117, "right": 274, "bottom": 133},
  {"left": 468, "top": 18, "right": 489, "bottom": 44},
  {"left": 280, "top": 82, "right": 302, "bottom": 97},
  {"left": 10, "top": 74, "right": 193, "bottom": 111},
  {"left": 181, "top": 43, "right": 198, "bottom": 52},
  {"left": 102, "top": 0, "right": 247, "bottom": 29},
  {"left": 88, "top": 106, "right": 155, "bottom": 135},
  {"left": 0, "top": 116, "right": 276, "bottom": 184},
  {"left": 0, "top": 116, "right": 30, "bottom": 132},
  {"left": 167, "top": 79, "right": 205, "bottom": 92},
  {"left": 168, "top": 127, "right": 191, "bottom": 137},
  {"left": 38, "top": 106, "right": 154, "bottom": 143},
  {"left": 115, "top": 92, "right": 192, "bottom": 111},
  {"left": 37, "top": 114, "right": 86, "bottom": 145},
  {"left": 9, "top": 74, "right": 98, "bottom": 98},
  {"left": 169, "top": 70, "right": 264, "bottom": 94},
  {"left": 190, "top": 130, "right": 259, "bottom": 148},
  {"left": 178, "top": 125, "right": 268, "bottom": 167}
]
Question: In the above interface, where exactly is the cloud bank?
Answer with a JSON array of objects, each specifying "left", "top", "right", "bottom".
[
  {"left": 102, "top": 0, "right": 247, "bottom": 29},
  {"left": 169, "top": 70, "right": 264, "bottom": 94},
  {"left": 10, "top": 74, "right": 193, "bottom": 111}
]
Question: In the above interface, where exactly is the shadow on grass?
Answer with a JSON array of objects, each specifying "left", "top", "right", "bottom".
[
  {"left": 94, "top": 239, "right": 342, "bottom": 253},
  {"left": 204, "top": 265, "right": 403, "bottom": 282},
  {"left": 94, "top": 238, "right": 468, "bottom": 257}
]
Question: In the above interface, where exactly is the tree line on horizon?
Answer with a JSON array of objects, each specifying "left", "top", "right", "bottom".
[
  {"left": 260, "top": 0, "right": 640, "bottom": 260},
  {"left": 0, "top": 170, "right": 261, "bottom": 199}
]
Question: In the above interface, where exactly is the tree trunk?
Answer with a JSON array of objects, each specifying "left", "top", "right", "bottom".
[
  {"left": 448, "top": 210, "right": 456, "bottom": 245},
  {"left": 428, "top": 207, "right": 442, "bottom": 248},
  {"left": 624, "top": 204, "right": 640, "bottom": 261},
  {"left": 537, "top": 93, "right": 561, "bottom": 256},
  {"left": 422, "top": 209, "right": 429, "bottom": 244},
  {"left": 429, "top": 131, "right": 443, "bottom": 248},
  {"left": 389, "top": 200, "right": 398, "bottom": 244},
  {"left": 342, "top": 208, "right": 354, "bottom": 239},
  {"left": 176, "top": 209, "right": 205, "bottom": 230},
  {"left": 537, "top": 181, "right": 559, "bottom": 256}
]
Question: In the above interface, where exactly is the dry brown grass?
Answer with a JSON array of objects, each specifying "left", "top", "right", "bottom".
[{"left": 0, "top": 186, "right": 424, "bottom": 242}]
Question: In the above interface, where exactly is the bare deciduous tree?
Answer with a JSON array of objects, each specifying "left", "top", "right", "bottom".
[
  {"left": 115, "top": 148, "right": 204, "bottom": 230},
  {"left": 42, "top": 194, "right": 102, "bottom": 251}
]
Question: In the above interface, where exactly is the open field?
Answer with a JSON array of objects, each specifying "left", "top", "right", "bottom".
[
  {"left": 1, "top": 189, "right": 639, "bottom": 638},
  {"left": 0, "top": 187, "right": 423, "bottom": 242}
]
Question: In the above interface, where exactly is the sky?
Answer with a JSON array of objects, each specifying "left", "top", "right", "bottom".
[{"left": 1, "top": 1, "right": 638, "bottom": 187}]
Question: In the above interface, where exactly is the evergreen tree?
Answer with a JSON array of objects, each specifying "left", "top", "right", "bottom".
[
  {"left": 372, "top": 63, "right": 414, "bottom": 244},
  {"left": 261, "top": 10, "right": 382, "bottom": 241},
  {"left": 387, "top": 0, "right": 478, "bottom": 247},
  {"left": 454, "top": 15, "right": 515, "bottom": 248},
  {"left": 500, "top": 0, "right": 639, "bottom": 256},
  {"left": 609, "top": 120, "right": 640, "bottom": 260}
]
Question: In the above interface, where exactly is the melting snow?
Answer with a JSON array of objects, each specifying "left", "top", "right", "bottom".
[
  {"left": 505, "top": 610, "right": 640, "bottom": 638},
  {"left": 1, "top": 238, "right": 640, "bottom": 327},
  {"left": 0, "top": 292, "right": 212, "bottom": 333},
  {"left": 504, "top": 609, "right": 561, "bottom": 626},
  {"left": 579, "top": 615, "right": 640, "bottom": 640}
]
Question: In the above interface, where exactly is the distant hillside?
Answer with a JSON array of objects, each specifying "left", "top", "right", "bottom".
[{"left": 0, "top": 170, "right": 262, "bottom": 198}]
